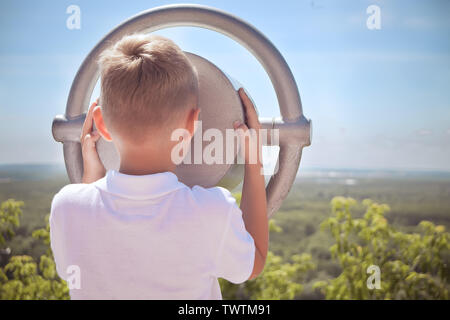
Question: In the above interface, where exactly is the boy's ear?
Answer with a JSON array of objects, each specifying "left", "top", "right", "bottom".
[
  {"left": 186, "top": 108, "right": 201, "bottom": 137},
  {"left": 93, "top": 105, "right": 113, "bottom": 142}
]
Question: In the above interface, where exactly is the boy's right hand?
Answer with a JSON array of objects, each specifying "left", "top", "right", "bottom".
[
  {"left": 80, "top": 99, "right": 106, "bottom": 184},
  {"left": 234, "top": 88, "right": 262, "bottom": 166}
]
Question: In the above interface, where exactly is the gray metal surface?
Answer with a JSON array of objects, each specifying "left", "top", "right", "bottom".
[{"left": 52, "top": 4, "right": 311, "bottom": 217}]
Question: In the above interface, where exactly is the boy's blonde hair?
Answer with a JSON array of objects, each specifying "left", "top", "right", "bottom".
[{"left": 98, "top": 34, "right": 198, "bottom": 140}]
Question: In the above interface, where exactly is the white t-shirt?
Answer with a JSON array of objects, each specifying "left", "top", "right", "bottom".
[{"left": 49, "top": 170, "right": 255, "bottom": 300}]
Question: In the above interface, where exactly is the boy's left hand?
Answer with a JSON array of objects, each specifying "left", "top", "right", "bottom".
[{"left": 80, "top": 99, "right": 106, "bottom": 183}]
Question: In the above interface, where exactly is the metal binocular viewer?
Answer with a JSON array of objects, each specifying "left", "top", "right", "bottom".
[{"left": 52, "top": 4, "right": 312, "bottom": 217}]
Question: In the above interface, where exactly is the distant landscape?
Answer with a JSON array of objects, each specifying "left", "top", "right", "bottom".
[{"left": 1, "top": 164, "right": 449, "bottom": 299}]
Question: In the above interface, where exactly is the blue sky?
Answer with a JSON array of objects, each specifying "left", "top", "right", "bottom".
[{"left": 0, "top": 0, "right": 449, "bottom": 171}]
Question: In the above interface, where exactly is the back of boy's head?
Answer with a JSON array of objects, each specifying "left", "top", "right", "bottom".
[{"left": 98, "top": 34, "right": 198, "bottom": 141}]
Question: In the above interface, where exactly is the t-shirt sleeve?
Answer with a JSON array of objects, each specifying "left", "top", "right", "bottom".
[{"left": 210, "top": 188, "right": 255, "bottom": 284}]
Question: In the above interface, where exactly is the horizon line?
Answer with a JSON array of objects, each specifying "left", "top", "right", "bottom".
[{"left": 1, "top": 162, "right": 450, "bottom": 174}]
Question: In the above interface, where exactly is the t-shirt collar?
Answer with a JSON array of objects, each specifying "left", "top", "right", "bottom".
[{"left": 94, "top": 170, "right": 185, "bottom": 200}]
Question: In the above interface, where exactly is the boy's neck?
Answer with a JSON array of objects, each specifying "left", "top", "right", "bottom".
[{"left": 118, "top": 149, "right": 176, "bottom": 176}]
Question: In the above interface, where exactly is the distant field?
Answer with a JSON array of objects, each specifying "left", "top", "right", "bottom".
[{"left": 1, "top": 164, "right": 449, "bottom": 299}]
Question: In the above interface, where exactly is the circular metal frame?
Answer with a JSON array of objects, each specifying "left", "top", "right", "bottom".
[{"left": 52, "top": 4, "right": 311, "bottom": 217}]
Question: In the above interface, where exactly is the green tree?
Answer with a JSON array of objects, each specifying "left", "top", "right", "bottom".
[
  {"left": 0, "top": 199, "right": 23, "bottom": 247},
  {"left": 314, "top": 197, "right": 450, "bottom": 299},
  {"left": 0, "top": 200, "right": 69, "bottom": 300}
]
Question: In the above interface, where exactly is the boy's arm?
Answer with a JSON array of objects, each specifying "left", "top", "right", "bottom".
[
  {"left": 234, "top": 88, "right": 268, "bottom": 280},
  {"left": 80, "top": 99, "right": 106, "bottom": 184}
]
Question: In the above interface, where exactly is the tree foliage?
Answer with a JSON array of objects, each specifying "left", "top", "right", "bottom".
[
  {"left": 0, "top": 201, "right": 69, "bottom": 300},
  {"left": 0, "top": 199, "right": 23, "bottom": 246},
  {"left": 314, "top": 197, "right": 450, "bottom": 299}
]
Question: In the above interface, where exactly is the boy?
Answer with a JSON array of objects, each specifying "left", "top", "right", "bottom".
[{"left": 50, "top": 34, "right": 268, "bottom": 299}]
